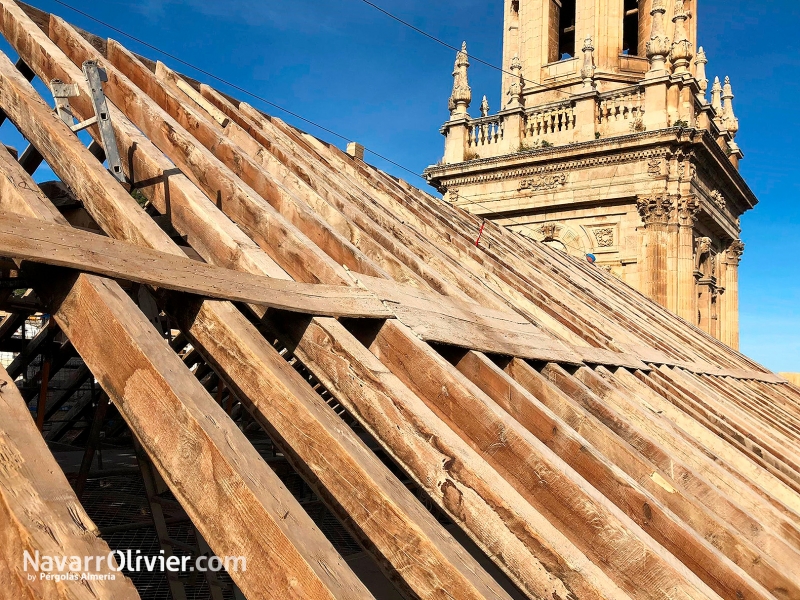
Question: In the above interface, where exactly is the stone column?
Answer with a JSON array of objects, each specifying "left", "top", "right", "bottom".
[
  {"left": 676, "top": 195, "right": 699, "bottom": 322},
  {"left": 637, "top": 195, "right": 673, "bottom": 306},
  {"left": 721, "top": 240, "right": 745, "bottom": 349}
]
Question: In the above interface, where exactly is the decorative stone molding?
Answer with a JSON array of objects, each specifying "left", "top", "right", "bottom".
[
  {"left": 540, "top": 223, "right": 557, "bottom": 241},
  {"left": 647, "top": 158, "right": 663, "bottom": 176},
  {"left": 677, "top": 195, "right": 700, "bottom": 226},
  {"left": 518, "top": 173, "right": 568, "bottom": 192},
  {"left": 694, "top": 47, "right": 708, "bottom": 102},
  {"left": 522, "top": 222, "right": 587, "bottom": 257},
  {"left": 695, "top": 236, "right": 713, "bottom": 270},
  {"left": 506, "top": 55, "right": 524, "bottom": 108},
  {"left": 593, "top": 227, "right": 614, "bottom": 248},
  {"left": 580, "top": 37, "right": 596, "bottom": 89},
  {"left": 434, "top": 146, "right": 668, "bottom": 188},
  {"left": 710, "top": 189, "right": 726, "bottom": 210},
  {"left": 726, "top": 239, "right": 745, "bottom": 264},
  {"left": 449, "top": 41, "right": 471, "bottom": 117},
  {"left": 670, "top": 0, "right": 693, "bottom": 75},
  {"left": 637, "top": 195, "right": 674, "bottom": 225},
  {"left": 646, "top": 0, "right": 671, "bottom": 71}
]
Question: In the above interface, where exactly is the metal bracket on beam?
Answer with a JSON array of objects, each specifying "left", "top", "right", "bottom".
[
  {"left": 46, "top": 63, "right": 126, "bottom": 184},
  {"left": 49, "top": 79, "right": 79, "bottom": 126},
  {"left": 82, "top": 61, "right": 125, "bottom": 183}
]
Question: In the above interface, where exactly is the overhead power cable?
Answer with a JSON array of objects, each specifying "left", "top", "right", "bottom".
[
  {"left": 354, "top": 0, "right": 583, "bottom": 102},
  {"left": 49, "top": 0, "right": 424, "bottom": 180}
]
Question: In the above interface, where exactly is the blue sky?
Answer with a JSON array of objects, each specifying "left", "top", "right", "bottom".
[{"left": 4, "top": 1, "right": 799, "bottom": 371}]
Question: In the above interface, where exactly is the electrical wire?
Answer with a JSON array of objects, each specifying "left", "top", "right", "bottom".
[
  {"left": 49, "top": 0, "right": 425, "bottom": 180},
  {"left": 354, "top": 0, "right": 585, "bottom": 102}
]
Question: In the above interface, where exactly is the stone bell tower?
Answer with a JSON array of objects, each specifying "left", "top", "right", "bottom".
[{"left": 424, "top": 0, "right": 757, "bottom": 349}]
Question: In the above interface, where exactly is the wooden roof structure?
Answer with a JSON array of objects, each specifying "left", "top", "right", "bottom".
[{"left": 0, "top": 2, "right": 798, "bottom": 598}]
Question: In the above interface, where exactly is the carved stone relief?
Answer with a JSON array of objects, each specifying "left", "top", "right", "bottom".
[
  {"left": 637, "top": 195, "right": 673, "bottom": 225},
  {"left": 593, "top": 227, "right": 614, "bottom": 248},
  {"left": 518, "top": 173, "right": 568, "bottom": 192},
  {"left": 710, "top": 190, "right": 726, "bottom": 210}
]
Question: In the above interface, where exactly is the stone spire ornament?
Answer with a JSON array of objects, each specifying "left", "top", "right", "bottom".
[
  {"left": 580, "top": 37, "right": 596, "bottom": 89},
  {"left": 670, "top": 0, "right": 693, "bottom": 75},
  {"left": 710, "top": 76, "right": 723, "bottom": 114},
  {"left": 646, "top": 0, "right": 671, "bottom": 72},
  {"left": 449, "top": 41, "right": 472, "bottom": 118},
  {"left": 480, "top": 95, "right": 490, "bottom": 117},
  {"left": 722, "top": 76, "right": 740, "bottom": 143},
  {"left": 694, "top": 47, "right": 708, "bottom": 102},
  {"left": 506, "top": 55, "right": 524, "bottom": 108}
]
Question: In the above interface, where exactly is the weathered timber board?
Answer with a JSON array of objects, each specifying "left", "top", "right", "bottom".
[{"left": 0, "top": 211, "right": 393, "bottom": 318}]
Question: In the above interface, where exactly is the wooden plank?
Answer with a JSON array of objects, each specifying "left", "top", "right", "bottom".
[
  {"left": 362, "top": 319, "right": 721, "bottom": 600},
  {"left": 36, "top": 270, "right": 373, "bottom": 600},
  {"left": 267, "top": 313, "right": 632, "bottom": 600},
  {"left": 507, "top": 359, "right": 800, "bottom": 578},
  {"left": 0, "top": 364, "right": 141, "bottom": 599},
  {"left": 351, "top": 272, "right": 579, "bottom": 363},
  {"left": 167, "top": 297, "right": 514, "bottom": 600},
  {"left": 0, "top": 211, "right": 394, "bottom": 318},
  {"left": 451, "top": 352, "right": 799, "bottom": 596},
  {"left": 47, "top": 16, "right": 348, "bottom": 286}
]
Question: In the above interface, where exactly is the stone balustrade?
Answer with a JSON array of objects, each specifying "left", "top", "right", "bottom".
[
  {"left": 467, "top": 115, "right": 505, "bottom": 151},
  {"left": 598, "top": 86, "right": 645, "bottom": 135},
  {"left": 523, "top": 102, "right": 576, "bottom": 144}
]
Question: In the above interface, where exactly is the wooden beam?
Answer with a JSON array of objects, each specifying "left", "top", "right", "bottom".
[
  {"left": 363, "top": 319, "right": 725, "bottom": 600},
  {"left": 0, "top": 39, "right": 372, "bottom": 598},
  {"left": 268, "top": 313, "right": 631, "bottom": 600},
  {"left": 34, "top": 270, "right": 375, "bottom": 600},
  {"left": 0, "top": 364, "right": 141, "bottom": 599},
  {"left": 0, "top": 12, "right": 522, "bottom": 599},
  {"left": 167, "top": 296, "right": 514, "bottom": 600},
  {"left": 507, "top": 359, "right": 800, "bottom": 579},
  {"left": 351, "top": 272, "right": 578, "bottom": 363},
  {"left": 449, "top": 351, "right": 798, "bottom": 597},
  {"left": 0, "top": 211, "right": 393, "bottom": 319}
]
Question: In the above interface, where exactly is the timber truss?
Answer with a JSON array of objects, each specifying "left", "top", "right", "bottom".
[{"left": 0, "top": 2, "right": 799, "bottom": 599}]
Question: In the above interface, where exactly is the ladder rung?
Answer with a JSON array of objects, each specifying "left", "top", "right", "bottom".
[{"left": 71, "top": 115, "right": 98, "bottom": 133}]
